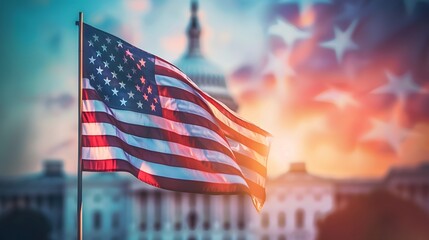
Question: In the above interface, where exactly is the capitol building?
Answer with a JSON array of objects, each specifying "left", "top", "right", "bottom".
[
  {"left": 1, "top": 159, "right": 429, "bottom": 240},
  {"left": 1, "top": 1, "right": 429, "bottom": 240}
]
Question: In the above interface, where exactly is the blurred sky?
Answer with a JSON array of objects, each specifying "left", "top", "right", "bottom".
[{"left": 1, "top": 0, "right": 428, "bottom": 179}]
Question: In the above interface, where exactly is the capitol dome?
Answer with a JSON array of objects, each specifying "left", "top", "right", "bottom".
[{"left": 175, "top": 0, "right": 238, "bottom": 111}]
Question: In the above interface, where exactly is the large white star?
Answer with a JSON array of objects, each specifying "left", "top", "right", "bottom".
[
  {"left": 320, "top": 20, "right": 359, "bottom": 63},
  {"left": 315, "top": 89, "right": 358, "bottom": 110},
  {"left": 263, "top": 49, "right": 295, "bottom": 97},
  {"left": 264, "top": 49, "right": 295, "bottom": 79},
  {"left": 269, "top": 18, "right": 310, "bottom": 47},
  {"left": 372, "top": 71, "right": 421, "bottom": 102},
  {"left": 361, "top": 119, "right": 410, "bottom": 153},
  {"left": 279, "top": 0, "right": 331, "bottom": 15}
]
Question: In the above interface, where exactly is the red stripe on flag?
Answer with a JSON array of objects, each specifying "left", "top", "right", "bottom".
[
  {"left": 154, "top": 63, "right": 271, "bottom": 137},
  {"left": 82, "top": 159, "right": 254, "bottom": 195},
  {"left": 82, "top": 135, "right": 244, "bottom": 177}
]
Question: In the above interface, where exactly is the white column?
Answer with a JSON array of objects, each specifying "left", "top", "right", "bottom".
[{"left": 147, "top": 191, "right": 154, "bottom": 234}]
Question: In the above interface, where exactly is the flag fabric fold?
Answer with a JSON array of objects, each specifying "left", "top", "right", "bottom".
[{"left": 81, "top": 23, "right": 271, "bottom": 210}]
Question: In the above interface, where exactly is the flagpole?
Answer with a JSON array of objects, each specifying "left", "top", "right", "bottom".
[{"left": 76, "top": 11, "right": 84, "bottom": 240}]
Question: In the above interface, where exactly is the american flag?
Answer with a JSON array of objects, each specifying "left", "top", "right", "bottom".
[
  {"left": 247, "top": 0, "right": 429, "bottom": 176},
  {"left": 81, "top": 24, "right": 271, "bottom": 210}
]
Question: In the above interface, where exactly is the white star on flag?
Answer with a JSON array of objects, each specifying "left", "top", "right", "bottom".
[
  {"left": 120, "top": 98, "right": 127, "bottom": 106},
  {"left": 103, "top": 77, "right": 111, "bottom": 85},
  {"left": 89, "top": 56, "right": 95, "bottom": 64}
]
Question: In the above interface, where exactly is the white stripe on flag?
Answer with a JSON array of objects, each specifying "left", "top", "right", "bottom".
[
  {"left": 155, "top": 75, "right": 270, "bottom": 146},
  {"left": 82, "top": 99, "right": 230, "bottom": 149},
  {"left": 82, "top": 146, "right": 249, "bottom": 186},
  {"left": 226, "top": 137, "right": 267, "bottom": 167},
  {"left": 159, "top": 96, "right": 217, "bottom": 124},
  {"left": 83, "top": 122, "right": 241, "bottom": 170}
]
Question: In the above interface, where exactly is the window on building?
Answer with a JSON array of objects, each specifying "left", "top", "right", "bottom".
[
  {"left": 187, "top": 211, "right": 198, "bottom": 230},
  {"left": 139, "top": 192, "right": 147, "bottom": 231},
  {"left": 112, "top": 212, "right": 120, "bottom": 228},
  {"left": 93, "top": 211, "right": 102, "bottom": 230},
  {"left": 48, "top": 195, "right": 55, "bottom": 208},
  {"left": 203, "top": 195, "right": 211, "bottom": 230},
  {"left": 238, "top": 194, "right": 246, "bottom": 230},
  {"left": 278, "top": 235, "right": 286, "bottom": 240},
  {"left": 278, "top": 212, "right": 286, "bottom": 227},
  {"left": 175, "top": 192, "right": 182, "bottom": 231},
  {"left": 94, "top": 194, "right": 101, "bottom": 203},
  {"left": 35, "top": 195, "right": 43, "bottom": 207},
  {"left": 154, "top": 191, "right": 162, "bottom": 231},
  {"left": 261, "top": 235, "right": 270, "bottom": 240},
  {"left": 261, "top": 213, "right": 269, "bottom": 228},
  {"left": 315, "top": 193, "right": 323, "bottom": 201},
  {"left": 295, "top": 209, "right": 304, "bottom": 229},
  {"left": 112, "top": 194, "right": 120, "bottom": 203},
  {"left": 223, "top": 195, "right": 231, "bottom": 230}
]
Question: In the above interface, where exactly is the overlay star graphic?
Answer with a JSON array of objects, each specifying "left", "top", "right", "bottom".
[
  {"left": 372, "top": 71, "right": 421, "bottom": 102},
  {"left": 268, "top": 18, "right": 310, "bottom": 47},
  {"left": 315, "top": 89, "right": 358, "bottom": 110},
  {"left": 320, "top": 20, "right": 359, "bottom": 63},
  {"left": 361, "top": 119, "right": 411, "bottom": 153},
  {"left": 263, "top": 49, "right": 295, "bottom": 98},
  {"left": 263, "top": 49, "right": 295, "bottom": 84}
]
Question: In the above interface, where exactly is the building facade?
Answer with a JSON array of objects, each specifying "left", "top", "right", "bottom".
[
  {"left": 1, "top": 160, "right": 429, "bottom": 240},
  {"left": 1, "top": 2, "right": 429, "bottom": 240}
]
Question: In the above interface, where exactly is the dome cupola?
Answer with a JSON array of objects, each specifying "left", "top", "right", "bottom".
[{"left": 176, "top": 0, "right": 238, "bottom": 111}]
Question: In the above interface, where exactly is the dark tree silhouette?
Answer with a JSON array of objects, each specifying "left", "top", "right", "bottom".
[
  {"left": 0, "top": 208, "right": 52, "bottom": 240},
  {"left": 317, "top": 190, "right": 429, "bottom": 240}
]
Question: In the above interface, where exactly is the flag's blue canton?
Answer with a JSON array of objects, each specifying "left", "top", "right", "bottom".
[{"left": 83, "top": 24, "right": 162, "bottom": 116}]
